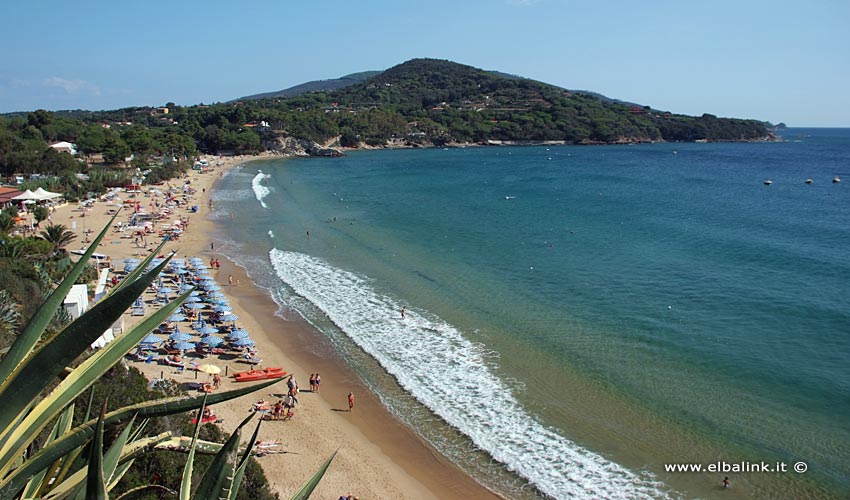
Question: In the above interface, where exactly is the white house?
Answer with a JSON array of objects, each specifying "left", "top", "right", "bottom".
[
  {"left": 63, "top": 284, "right": 89, "bottom": 319},
  {"left": 49, "top": 141, "right": 78, "bottom": 155}
]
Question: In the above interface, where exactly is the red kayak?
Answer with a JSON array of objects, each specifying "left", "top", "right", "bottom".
[
  {"left": 191, "top": 415, "right": 218, "bottom": 424},
  {"left": 231, "top": 367, "right": 287, "bottom": 382}
]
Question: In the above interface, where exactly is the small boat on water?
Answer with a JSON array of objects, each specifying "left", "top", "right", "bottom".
[
  {"left": 805, "top": 179, "right": 813, "bottom": 184},
  {"left": 232, "top": 367, "right": 287, "bottom": 382},
  {"left": 833, "top": 176, "right": 841, "bottom": 183},
  {"left": 764, "top": 179, "right": 773, "bottom": 185}
]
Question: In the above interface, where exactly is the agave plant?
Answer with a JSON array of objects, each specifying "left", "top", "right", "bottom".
[{"left": 0, "top": 218, "right": 334, "bottom": 499}]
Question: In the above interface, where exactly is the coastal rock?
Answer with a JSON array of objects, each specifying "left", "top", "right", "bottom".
[{"left": 264, "top": 136, "right": 345, "bottom": 157}]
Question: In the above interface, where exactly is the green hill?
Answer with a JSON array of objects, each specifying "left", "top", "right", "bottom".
[{"left": 237, "top": 71, "right": 382, "bottom": 101}]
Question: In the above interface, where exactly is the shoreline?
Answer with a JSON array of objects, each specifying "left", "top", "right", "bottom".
[{"left": 51, "top": 154, "right": 502, "bottom": 499}]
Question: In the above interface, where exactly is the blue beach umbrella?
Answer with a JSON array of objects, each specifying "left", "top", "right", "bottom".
[
  {"left": 169, "top": 332, "right": 192, "bottom": 342},
  {"left": 167, "top": 313, "right": 187, "bottom": 322},
  {"left": 197, "top": 325, "right": 219, "bottom": 335},
  {"left": 213, "top": 305, "right": 232, "bottom": 313},
  {"left": 203, "top": 284, "right": 221, "bottom": 291},
  {"left": 219, "top": 313, "right": 238, "bottom": 322},
  {"left": 141, "top": 334, "right": 162, "bottom": 344},
  {"left": 228, "top": 329, "right": 250, "bottom": 339},
  {"left": 124, "top": 258, "right": 140, "bottom": 264},
  {"left": 184, "top": 296, "right": 201, "bottom": 303},
  {"left": 157, "top": 287, "right": 174, "bottom": 295},
  {"left": 232, "top": 338, "right": 255, "bottom": 347},
  {"left": 208, "top": 298, "right": 229, "bottom": 306},
  {"left": 207, "top": 291, "right": 226, "bottom": 299},
  {"left": 189, "top": 290, "right": 202, "bottom": 296},
  {"left": 201, "top": 335, "right": 224, "bottom": 346},
  {"left": 184, "top": 302, "right": 205, "bottom": 310},
  {"left": 179, "top": 283, "right": 195, "bottom": 292},
  {"left": 172, "top": 341, "right": 196, "bottom": 351}
]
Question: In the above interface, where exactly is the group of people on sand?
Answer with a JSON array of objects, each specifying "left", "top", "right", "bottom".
[{"left": 308, "top": 373, "right": 321, "bottom": 392}]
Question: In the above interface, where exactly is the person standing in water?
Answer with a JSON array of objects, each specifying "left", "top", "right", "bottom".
[
  {"left": 347, "top": 392, "right": 354, "bottom": 412},
  {"left": 401, "top": 306, "right": 406, "bottom": 319}
]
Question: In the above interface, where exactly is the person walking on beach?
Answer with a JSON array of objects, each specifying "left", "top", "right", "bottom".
[
  {"left": 348, "top": 392, "right": 355, "bottom": 412},
  {"left": 210, "top": 241, "right": 215, "bottom": 252},
  {"left": 309, "top": 373, "right": 316, "bottom": 392},
  {"left": 228, "top": 274, "right": 233, "bottom": 286},
  {"left": 315, "top": 373, "right": 321, "bottom": 392},
  {"left": 723, "top": 477, "right": 730, "bottom": 489}
]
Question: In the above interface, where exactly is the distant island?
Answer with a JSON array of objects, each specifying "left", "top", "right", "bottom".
[{"left": 1, "top": 58, "right": 776, "bottom": 185}]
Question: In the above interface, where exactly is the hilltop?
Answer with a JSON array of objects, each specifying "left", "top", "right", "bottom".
[{"left": 236, "top": 71, "right": 382, "bottom": 101}]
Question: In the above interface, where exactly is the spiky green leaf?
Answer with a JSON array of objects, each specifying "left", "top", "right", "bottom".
[
  {"left": 289, "top": 450, "right": 338, "bottom": 500},
  {"left": 0, "top": 213, "right": 117, "bottom": 383},
  {"left": 193, "top": 413, "right": 254, "bottom": 500},
  {"left": 84, "top": 404, "right": 107, "bottom": 500},
  {"left": 0, "top": 379, "right": 282, "bottom": 498}
]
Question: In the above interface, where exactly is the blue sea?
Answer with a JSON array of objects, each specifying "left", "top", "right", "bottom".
[{"left": 212, "top": 128, "right": 850, "bottom": 499}]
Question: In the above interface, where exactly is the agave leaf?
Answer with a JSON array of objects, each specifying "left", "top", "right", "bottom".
[
  {"left": 0, "top": 214, "right": 118, "bottom": 384},
  {"left": 84, "top": 404, "right": 108, "bottom": 500},
  {"left": 102, "top": 416, "right": 136, "bottom": 486},
  {"left": 106, "top": 460, "right": 133, "bottom": 492},
  {"left": 21, "top": 403, "right": 76, "bottom": 498},
  {"left": 227, "top": 419, "right": 263, "bottom": 500},
  {"left": 192, "top": 413, "right": 254, "bottom": 500},
  {"left": 180, "top": 395, "right": 208, "bottom": 500},
  {"left": 0, "top": 379, "right": 283, "bottom": 499},
  {"left": 112, "top": 484, "right": 177, "bottom": 500},
  {"left": 289, "top": 450, "right": 338, "bottom": 500},
  {"left": 0, "top": 254, "right": 174, "bottom": 444},
  {"left": 155, "top": 437, "right": 225, "bottom": 456},
  {"left": 0, "top": 269, "right": 186, "bottom": 478},
  {"left": 42, "top": 434, "right": 171, "bottom": 500}
]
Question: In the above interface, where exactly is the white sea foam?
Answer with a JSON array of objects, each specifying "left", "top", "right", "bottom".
[
  {"left": 251, "top": 171, "right": 271, "bottom": 208},
  {"left": 270, "top": 249, "right": 670, "bottom": 499},
  {"left": 268, "top": 230, "right": 275, "bottom": 238}
]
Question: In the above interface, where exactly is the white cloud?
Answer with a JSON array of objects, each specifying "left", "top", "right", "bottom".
[{"left": 41, "top": 77, "right": 101, "bottom": 96}]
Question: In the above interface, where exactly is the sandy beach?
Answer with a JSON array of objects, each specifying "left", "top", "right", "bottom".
[{"left": 50, "top": 155, "right": 500, "bottom": 500}]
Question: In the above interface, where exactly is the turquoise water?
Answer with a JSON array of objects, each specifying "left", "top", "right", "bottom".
[{"left": 214, "top": 129, "right": 850, "bottom": 499}]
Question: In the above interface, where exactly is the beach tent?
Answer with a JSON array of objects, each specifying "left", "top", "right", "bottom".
[
  {"left": 11, "top": 190, "right": 39, "bottom": 201},
  {"left": 33, "top": 187, "right": 62, "bottom": 200}
]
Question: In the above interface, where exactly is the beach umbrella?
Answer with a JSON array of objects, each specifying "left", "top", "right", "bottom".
[
  {"left": 197, "top": 325, "right": 219, "bottom": 335},
  {"left": 172, "top": 268, "right": 188, "bottom": 275},
  {"left": 141, "top": 334, "right": 162, "bottom": 344},
  {"left": 190, "top": 257, "right": 205, "bottom": 264},
  {"left": 194, "top": 268, "right": 210, "bottom": 275},
  {"left": 167, "top": 313, "right": 187, "bottom": 322},
  {"left": 179, "top": 283, "right": 195, "bottom": 292},
  {"left": 157, "top": 287, "right": 174, "bottom": 295},
  {"left": 201, "top": 335, "right": 224, "bottom": 347},
  {"left": 228, "top": 329, "right": 250, "bottom": 339},
  {"left": 184, "top": 302, "right": 205, "bottom": 310},
  {"left": 169, "top": 332, "right": 192, "bottom": 342},
  {"left": 232, "top": 338, "right": 255, "bottom": 347},
  {"left": 189, "top": 290, "right": 202, "bottom": 296},
  {"left": 213, "top": 305, "right": 232, "bottom": 313},
  {"left": 203, "top": 284, "right": 222, "bottom": 291},
  {"left": 172, "top": 341, "right": 196, "bottom": 351},
  {"left": 219, "top": 313, "right": 238, "bottom": 322},
  {"left": 184, "top": 295, "right": 201, "bottom": 303},
  {"left": 208, "top": 298, "right": 229, "bottom": 306},
  {"left": 197, "top": 363, "right": 221, "bottom": 375},
  {"left": 124, "top": 258, "right": 140, "bottom": 264},
  {"left": 207, "top": 291, "right": 226, "bottom": 299}
]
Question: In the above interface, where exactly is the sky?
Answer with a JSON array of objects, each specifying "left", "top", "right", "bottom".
[{"left": 1, "top": 0, "right": 848, "bottom": 126}]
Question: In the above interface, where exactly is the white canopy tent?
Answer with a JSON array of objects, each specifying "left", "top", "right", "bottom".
[
  {"left": 11, "top": 190, "right": 39, "bottom": 201},
  {"left": 33, "top": 187, "right": 62, "bottom": 200}
]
